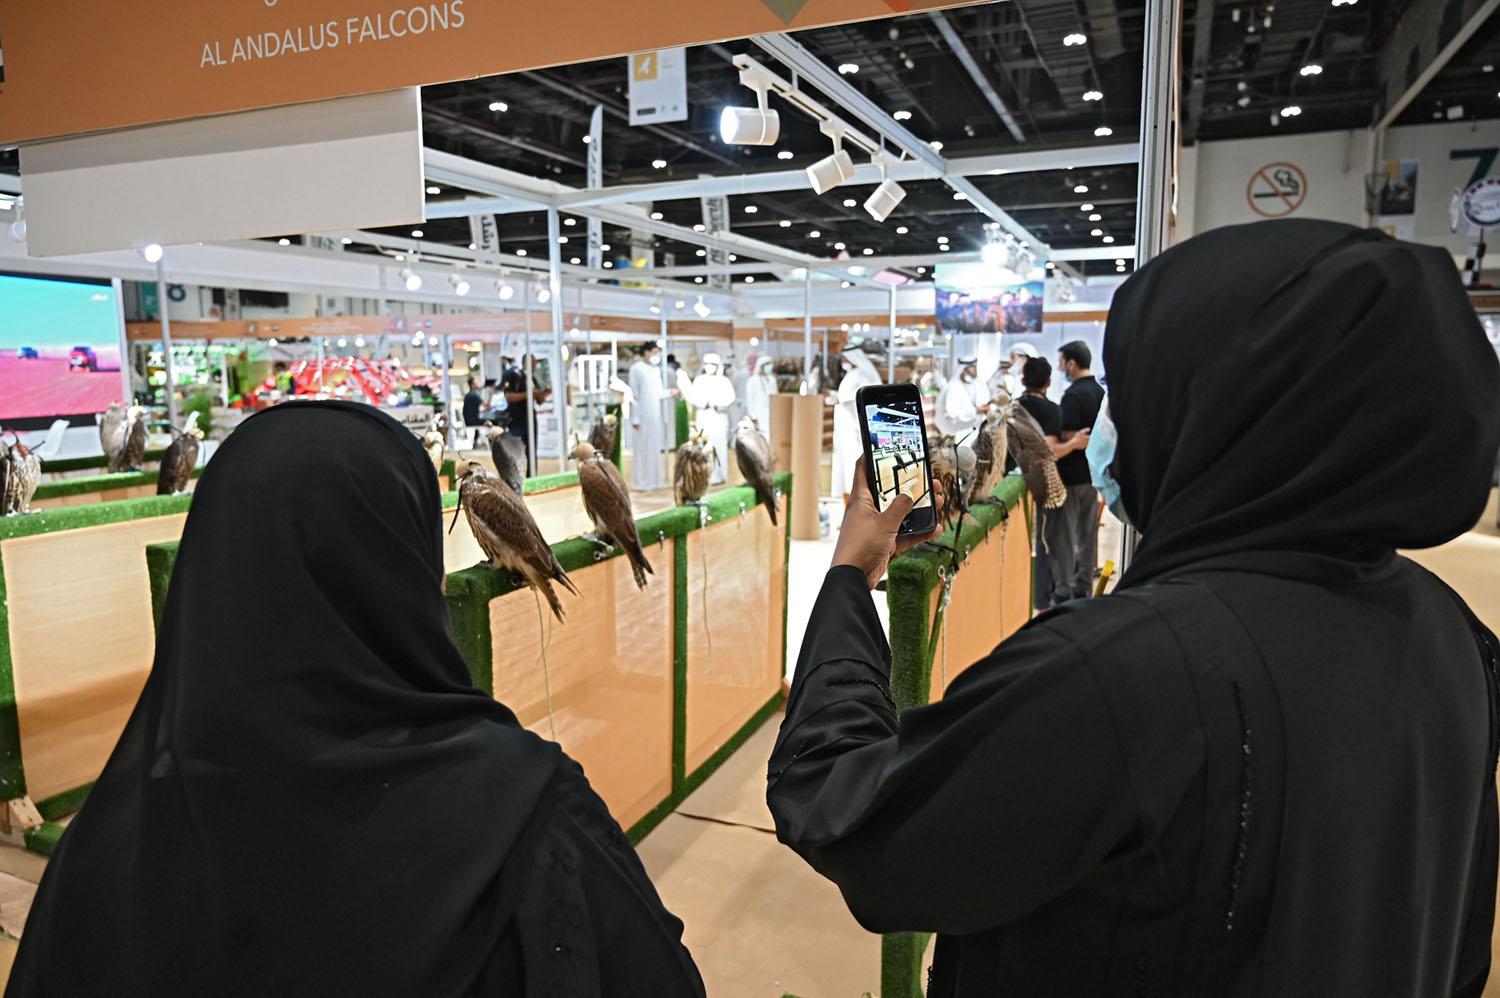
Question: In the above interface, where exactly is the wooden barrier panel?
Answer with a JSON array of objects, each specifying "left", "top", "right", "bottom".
[
  {"left": 683, "top": 496, "right": 788, "bottom": 775},
  {"left": 0, "top": 497, "right": 193, "bottom": 811},
  {"left": 926, "top": 510, "right": 1034, "bottom": 701}
]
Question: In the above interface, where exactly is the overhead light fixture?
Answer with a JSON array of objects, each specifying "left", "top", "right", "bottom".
[
  {"left": 809, "top": 229, "right": 822, "bottom": 238},
  {"left": 564, "top": 217, "right": 576, "bottom": 226},
  {"left": 1082, "top": 90, "right": 1103, "bottom": 102},
  {"left": 411, "top": 229, "right": 424, "bottom": 238},
  {"left": 649, "top": 211, "right": 663, "bottom": 221},
  {"left": 693, "top": 296, "right": 711, "bottom": 318},
  {"left": 1080, "top": 202, "right": 1095, "bottom": 211},
  {"left": 652, "top": 158, "right": 668, "bottom": 169},
  {"left": 929, "top": 140, "right": 944, "bottom": 151},
  {"left": 1330, "top": 0, "right": 1357, "bottom": 6},
  {"left": 488, "top": 100, "right": 509, "bottom": 112},
  {"left": 1237, "top": 95, "right": 1252, "bottom": 108},
  {"left": 895, "top": 225, "right": 909, "bottom": 234},
  {"left": 449, "top": 271, "right": 470, "bottom": 296},
  {"left": 721, "top": 60, "right": 781, "bottom": 145},
  {"left": 516, "top": 248, "right": 528, "bottom": 257},
  {"left": 693, "top": 223, "right": 706, "bottom": 232},
  {"left": 603, "top": 261, "right": 614, "bottom": 269},
  {"left": 745, "top": 276, "right": 756, "bottom": 284},
  {"left": 1090, "top": 228, "right": 1104, "bottom": 237},
  {"left": 674, "top": 296, "right": 686, "bottom": 311},
  {"left": 1281, "top": 104, "right": 1303, "bottom": 117},
  {"left": 953, "top": 192, "right": 968, "bottom": 201},
  {"left": 865, "top": 153, "right": 907, "bottom": 222},
  {"left": 570, "top": 257, "right": 581, "bottom": 265},
  {"left": 340, "top": 237, "right": 353, "bottom": 245},
  {"left": 426, "top": 185, "right": 442, "bottom": 195},
  {"left": 696, "top": 249, "right": 707, "bottom": 257},
  {"left": 1094, "top": 126, "right": 1113, "bottom": 137},
  {"left": 893, "top": 110, "right": 913, "bottom": 121},
  {"left": 841, "top": 280, "right": 852, "bottom": 288},
  {"left": 1089, "top": 213, "right": 1103, "bottom": 221},
  {"left": 558, "top": 235, "right": 569, "bottom": 244},
  {"left": 842, "top": 198, "right": 858, "bottom": 207},
  {"left": 807, "top": 120, "right": 856, "bottom": 194},
  {"left": 268, "top": 338, "right": 278, "bottom": 347},
  {"left": 838, "top": 63, "right": 860, "bottom": 75},
  {"left": 277, "top": 238, "right": 291, "bottom": 246},
  {"left": 936, "top": 235, "right": 949, "bottom": 244},
  {"left": 601, "top": 243, "right": 611, "bottom": 252},
  {"left": 400, "top": 266, "right": 422, "bottom": 292},
  {"left": 744, "top": 204, "right": 759, "bottom": 214},
  {"left": 834, "top": 241, "right": 847, "bottom": 250},
  {"left": 729, "top": 253, "right": 738, "bottom": 261},
  {"left": 468, "top": 243, "right": 477, "bottom": 251},
  {"left": 1074, "top": 184, "right": 1089, "bottom": 193},
  {"left": 779, "top": 219, "right": 792, "bottom": 227},
  {"left": 1063, "top": 32, "right": 1087, "bottom": 46},
  {"left": 1103, "top": 235, "right": 1116, "bottom": 243},
  {"left": 1300, "top": 63, "right": 1323, "bottom": 76},
  {"left": 337, "top": 337, "right": 348, "bottom": 348},
  {"left": 940, "top": 245, "right": 950, "bottom": 252},
  {"left": 777, "top": 150, "right": 794, "bottom": 160},
  {"left": 497, "top": 279, "right": 514, "bottom": 300},
  {"left": 650, "top": 300, "right": 662, "bottom": 314},
  {"left": 862, "top": 247, "right": 875, "bottom": 256},
  {"left": 695, "top": 276, "right": 705, "bottom": 284},
  {"left": 582, "top": 135, "right": 592, "bottom": 144},
  {"left": 355, "top": 337, "right": 366, "bottom": 348},
  {"left": 1115, "top": 258, "right": 1126, "bottom": 266},
  {"left": 537, "top": 285, "right": 551, "bottom": 304}
]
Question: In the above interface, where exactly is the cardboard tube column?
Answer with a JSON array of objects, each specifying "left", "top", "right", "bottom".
[
  {"left": 789, "top": 393, "right": 823, "bottom": 540},
  {"left": 769, "top": 393, "right": 794, "bottom": 477}
]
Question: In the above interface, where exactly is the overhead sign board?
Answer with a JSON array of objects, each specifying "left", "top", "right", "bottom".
[
  {"left": 629, "top": 48, "right": 688, "bottom": 126},
  {"left": 0, "top": 0, "right": 970, "bottom": 146}
]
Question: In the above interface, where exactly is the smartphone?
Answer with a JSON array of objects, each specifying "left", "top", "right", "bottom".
[{"left": 855, "top": 383, "right": 939, "bottom": 536}]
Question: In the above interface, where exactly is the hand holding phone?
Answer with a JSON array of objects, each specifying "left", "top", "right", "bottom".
[
  {"left": 855, "top": 383, "right": 939, "bottom": 537},
  {"left": 833, "top": 455, "right": 944, "bottom": 589}
]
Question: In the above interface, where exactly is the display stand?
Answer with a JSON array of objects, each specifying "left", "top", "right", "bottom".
[
  {"left": 878, "top": 474, "right": 1031, "bottom": 997},
  {"left": 789, "top": 393, "right": 824, "bottom": 540},
  {"left": 769, "top": 393, "right": 795, "bottom": 476},
  {"left": 31, "top": 468, "right": 203, "bottom": 509}
]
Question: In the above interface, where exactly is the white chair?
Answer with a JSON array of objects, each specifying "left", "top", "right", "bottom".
[{"left": 31, "top": 420, "right": 69, "bottom": 462}]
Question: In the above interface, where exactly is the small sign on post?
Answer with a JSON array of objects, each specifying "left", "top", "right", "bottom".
[{"left": 628, "top": 48, "right": 687, "bottom": 126}]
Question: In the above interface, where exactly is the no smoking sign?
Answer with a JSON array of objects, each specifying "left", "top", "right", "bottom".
[{"left": 1247, "top": 163, "right": 1308, "bottom": 218}]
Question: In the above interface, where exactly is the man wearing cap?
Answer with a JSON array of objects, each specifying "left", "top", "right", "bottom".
[
  {"left": 935, "top": 354, "right": 990, "bottom": 439},
  {"left": 998, "top": 342, "right": 1040, "bottom": 398},
  {"left": 678, "top": 353, "right": 737, "bottom": 485}
]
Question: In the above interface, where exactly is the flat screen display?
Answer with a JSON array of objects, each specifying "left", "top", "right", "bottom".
[
  {"left": 864, "top": 398, "right": 933, "bottom": 514},
  {"left": 0, "top": 273, "right": 124, "bottom": 421}
]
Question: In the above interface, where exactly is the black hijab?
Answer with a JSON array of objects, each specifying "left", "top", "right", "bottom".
[
  {"left": 11, "top": 401, "right": 562, "bottom": 996},
  {"left": 1107, "top": 219, "right": 1500, "bottom": 587}
]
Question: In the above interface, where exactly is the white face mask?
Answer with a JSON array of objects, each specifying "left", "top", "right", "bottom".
[{"left": 649, "top": 354, "right": 662, "bottom": 366}]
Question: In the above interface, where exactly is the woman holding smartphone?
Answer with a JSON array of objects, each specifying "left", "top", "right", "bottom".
[{"left": 767, "top": 220, "right": 1500, "bottom": 997}]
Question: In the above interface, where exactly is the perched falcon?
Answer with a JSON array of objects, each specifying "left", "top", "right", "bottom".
[
  {"left": 4, "top": 435, "right": 40, "bottom": 515},
  {"left": 968, "top": 408, "right": 1009, "bottom": 506},
  {"left": 733, "top": 417, "right": 778, "bottom": 526},
  {"left": 453, "top": 462, "right": 577, "bottom": 623},
  {"left": 1006, "top": 401, "right": 1067, "bottom": 510},
  {"left": 98, "top": 403, "right": 125, "bottom": 467},
  {"left": 929, "top": 436, "right": 975, "bottom": 529},
  {"left": 422, "top": 415, "right": 446, "bottom": 474},
  {"left": 111, "top": 405, "right": 148, "bottom": 473},
  {"left": 156, "top": 420, "right": 204, "bottom": 496},
  {"left": 487, "top": 425, "right": 527, "bottom": 495},
  {"left": 674, "top": 429, "right": 714, "bottom": 506},
  {"left": 572, "top": 441, "right": 653, "bottom": 589},
  {"left": 589, "top": 413, "right": 619, "bottom": 462}
]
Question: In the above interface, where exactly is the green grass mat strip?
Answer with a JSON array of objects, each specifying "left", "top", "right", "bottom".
[
  {"left": 33, "top": 466, "right": 202, "bottom": 502},
  {"left": 882, "top": 931, "right": 933, "bottom": 998},
  {"left": 676, "top": 399, "right": 690, "bottom": 448},
  {"left": 672, "top": 537, "right": 689, "bottom": 791},
  {"left": 37, "top": 782, "right": 92, "bottom": 822},
  {"left": 24, "top": 820, "right": 63, "bottom": 857}
]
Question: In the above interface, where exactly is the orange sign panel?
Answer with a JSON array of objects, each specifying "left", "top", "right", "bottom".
[{"left": 0, "top": 0, "right": 966, "bottom": 146}]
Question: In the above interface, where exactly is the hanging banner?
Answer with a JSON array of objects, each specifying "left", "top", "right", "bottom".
[
  {"left": 0, "top": 0, "right": 968, "bottom": 146},
  {"left": 701, "top": 187, "right": 731, "bottom": 291},
  {"left": 468, "top": 213, "right": 501, "bottom": 255},
  {"left": 628, "top": 47, "right": 688, "bottom": 126},
  {"left": 588, "top": 105, "right": 604, "bottom": 268}
]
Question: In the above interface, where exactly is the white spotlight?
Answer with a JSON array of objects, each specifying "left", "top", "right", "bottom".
[
  {"left": 1094, "top": 126, "right": 1114, "bottom": 137},
  {"left": 497, "top": 280, "right": 514, "bottom": 300},
  {"left": 865, "top": 179, "right": 907, "bottom": 222},
  {"left": 426, "top": 185, "right": 442, "bottom": 195},
  {"left": 652, "top": 158, "right": 668, "bottom": 169},
  {"left": 1300, "top": 63, "right": 1323, "bottom": 76},
  {"left": 488, "top": 100, "right": 509, "bottom": 112},
  {"left": 779, "top": 219, "right": 792, "bottom": 228},
  {"left": 1103, "top": 235, "right": 1116, "bottom": 243},
  {"left": 807, "top": 123, "right": 856, "bottom": 194},
  {"left": 744, "top": 204, "right": 759, "bottom": 214},
  {"left": 277, "top": 238, "right": 291, "bottom": 246},
  {"left": 721, "top": 105, "right": 780, "bottom": 145},
  {"left": 1082, "top": 90, "right": 1103, "bottom": 101},
  {"left": 537, "top": 285, "right": 551, "bottom": 304},
  {"left": 896, "top": 226, "right": 909, "bottom": 234},
  {"left": 411, "top": 229, "right": 424, "bottom": 238},
  {"left": 809, "top": 229, "right": 822, "bottom": 238},
  {"left": 1281, "top": 104, "right": 1303, "bottom": 117},
  {"left": 893, "top": 110, "right": 913, "bottom": 121},
  {"left": 838, "top": 63, "right": 860, "bottom": 75},
  {"left": 516, "top": 249, "right": 528, "bottom": 257},
  {"left": 401, "top": 267, "right": 422, "bottom": 292},
  {"left": 1090, "top": 228, "right": 1103, "bottom": 237},
  {"left": 1063, "top": 32, "right": 1087, "bottom": 46},
  {"left": 693, "top": 296, "right": 711, "bottom": 318},
  {"left": 449, "top": 271, "right": 470, "bottom": 296},
  {"left": 777, "top": 150, "right": 794, "bottom": 160},
  {"left": 1089, "top": 213, "right": 1103, "bottom": 221},
  {"left": 675, "top": 297, "right": 686, "bottom": 311},
  {"left": 842, "top": 198, "right": 858, "bottom": 208},
  {"left": 1074, "top": 184, "right": 1090, "bottom": 193},
  {"left": 142, "top": 243, "right": 165, "bottom": 263},
  {"left": 355, "top": 337, "right": 366, "bottom": 348}
]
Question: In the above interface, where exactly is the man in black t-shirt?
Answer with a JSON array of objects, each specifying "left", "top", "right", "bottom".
[
  {"left": 1055, "top": 340, "right": 1106, "bottom": 602},
  {"left": 1018, "top": 358, "right": 1064, "bottom": 609}
]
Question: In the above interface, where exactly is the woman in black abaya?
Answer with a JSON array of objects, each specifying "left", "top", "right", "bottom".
[
  {"left": 9, "top": 401, "right": 704, "bottom": 998},
  {"left": 769, "top": 220, "right": 1500, "bottom": 996}
]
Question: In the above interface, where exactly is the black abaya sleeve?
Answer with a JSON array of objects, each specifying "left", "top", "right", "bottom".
[{"left": 767, "top": 566, "right": 1140, "bottom": 935}]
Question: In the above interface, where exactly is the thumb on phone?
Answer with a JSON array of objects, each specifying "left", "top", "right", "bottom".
[{"left": 882, "top": 487, "right": 916, "bottom": 527}]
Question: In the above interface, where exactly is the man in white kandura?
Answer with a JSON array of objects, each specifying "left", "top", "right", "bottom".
[
  {"left": 677, "top": 353, "right": 737, "bottom": 485},
  {"left": 935, "top": 353, "right": 991, "bottom": 440},
  {"left": 997, "top": 342, "right": 1039, "bottom": 399},
  {"left": 627, "top": 341, "right": 669, "bottom": 491},
  {"left": 744, "top": 357, "right": 776, "bottom": 436},
  {"left": 832, "top": 342, "right": 882, "bottom": 502}
]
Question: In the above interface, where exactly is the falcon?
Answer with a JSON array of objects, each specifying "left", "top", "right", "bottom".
[
  {"left": 572, "top": 441, "right": 653, "bottom": 589},
  {"left": 110, "top": 405, "right": 148, "bottom": 473},
  {"left": 1006, "top": 401, "right": 1067, "bottom": 510},
  {"left": 156, "top": 418, "right": 204, "bottom": 496},
  {"left": 4, "top": 434, "right": 40, "bottom": 515},
  {"left": 98, "top": 403, "right": 124, "bottom": 466},
  {"left": 452, "top": 462, "right": 578, "bottom": 623},
  {"left": 486, "top": 424, "right": 527, "bottom": 495},
  {"left": 733, "top": 417, "right": 778, "bottom": 526},
  {"left": 967, "top": 408, "right": 1010, "bottom": 506},
  {"left": 589, "top": 413, "right": 619, "bottom": 462},
  {"left": 673, "top": 429, "right": 714, "bottom": 506},
  {"left": 929, "top": 436, "right": 975, "bottom": 529},
  {"left": 422, "top": 415, "right": 446, "bottom": 474}
]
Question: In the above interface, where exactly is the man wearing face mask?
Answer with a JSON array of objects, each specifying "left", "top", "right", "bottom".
[
  {"left": 1054, "top": 340, "right": 1104, "bottom": 601},
  {"left": 628, "top": 341, "right": 669, "bottom": 491},
  {"left": 935, "top": 355, "right": 990, "bottom": 439}
]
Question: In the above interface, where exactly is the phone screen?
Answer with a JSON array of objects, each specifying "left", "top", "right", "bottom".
[{"left": 863, "top": 395, "right": 934, "bottom": 516}]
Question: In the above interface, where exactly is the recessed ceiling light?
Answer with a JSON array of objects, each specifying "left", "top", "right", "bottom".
[
  {"left": 488, "top": 100, "right": 509, "bottom": 112},
  {"left": 1282, "top": 104, "right": 1303, "bottom": 116},
  {"left": 694, "top": 276, "right": 704, "bottom": 283},
  {"left": 516, "top": 248, "right": 527, "bottom": 257},
  {"left": 1063, "top": 32, "right": 1087, "bottom": 46},
  {"left": 1330, "top": 0, "right": 1357, "bottom": 7},
  {"left": 1103, "top": 235, "right": 1116, "bottom": 243},
  {"left": 894, "top": 110, "right": 913, "bottom": 121},
  {"left": 558, "top": 235, "right": 568, "bottom": 244},
  {"left": 1094, "top": 126, "right": 1113, "bottom": 137},
  {"left": 779, "top": 219, "right": 792, "bottom": 227},
  {"left": 745, "top": 275, "right": 756, "bottom": 283},
  {"left": 929, "top": 140, "right": 945, "bottom": 151},
  {"left": 696, "top": 249, "right": 707, "bottom": 257},
  {"left": 809, "top": 229, "right": 822, "bottom": 238},
  {"left": 835, "top": 241, "right": 847, "bottom": 250},
  {"left": 917, "top": 267, "right": 927, "bottom": 274},
  {"left": 564, "top": 217, "right": 576, "bottom": 226},
  {"left": 1090, "top": 228, "right": 1103, "bottom": 237},
  {"left": 340, "top": 237, "right": 352, "bottom": 245},
  {"left": 953, "top": 192, "right": 968, "bottom": 201},
  {"left": 693, "top": 223, "right": 705, "bottom": 232},
  {"left": 896, "top": 226, "right": 909, "bottom": 234},
  {"left": 426, "top": 185, "right": 441, "bottom": 195},
  {"left": 570, "top": 257, "right": 581, "bottom": 264},
  {"left": 411, "top": 229, "right": 424, "bottom": 238},
  {"left": 468, "top": 242, "right": 477, "bottom": 250},
  {"left": 1073, "top": 185, "right": 1089, "bottom": 194},
  {"left": 1082, "top": 90, "right": 1103, "bottom": 102},
  {"left": 582, "top": 135, "right": 592, "bottom": 144},
  {"left": 652, "top": 158, "right": 667, "bottom": 169},
  {"left": 862, "top": 247, "right": 874, "bottom": 255},
  {"left": 940, "top": 245, "right": 951, "bottom": 251},
  {"left": 650, "top": 211, "right": 664, "bottom": 220},
  {"left": 1089, "top": 213, "right": 1102, "bottom": 221},
  {"left": 1300, "top": 63, "right": 1323, "bottom": 76},
  {"left": 1080, "top": 202, "right": 1095, "bottom": 211},
  {"left": 838, "top": 63, "right": 860, "bottom": 75},
  {"left": 277, "top": 238, "right": 290, "bottom": 246},
  {"left": 937, "top": 236, "right": 949, "bottom": 243},
  {"left": 744, "top": 205, "right": 759, "bottom": 213},
  {"left": 728, "top": 253, "right": 738, "bottom": 261},
  {"left": 777, "top": 150, "right": 794, "bottom": 160},
  {"left": 843, "top": 198, "right": 857, "bottom": 207}
]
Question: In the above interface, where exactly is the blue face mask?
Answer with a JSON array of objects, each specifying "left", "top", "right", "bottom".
[{"left": 1086, "top": 399, "right": 1131, "bottom": 526}]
